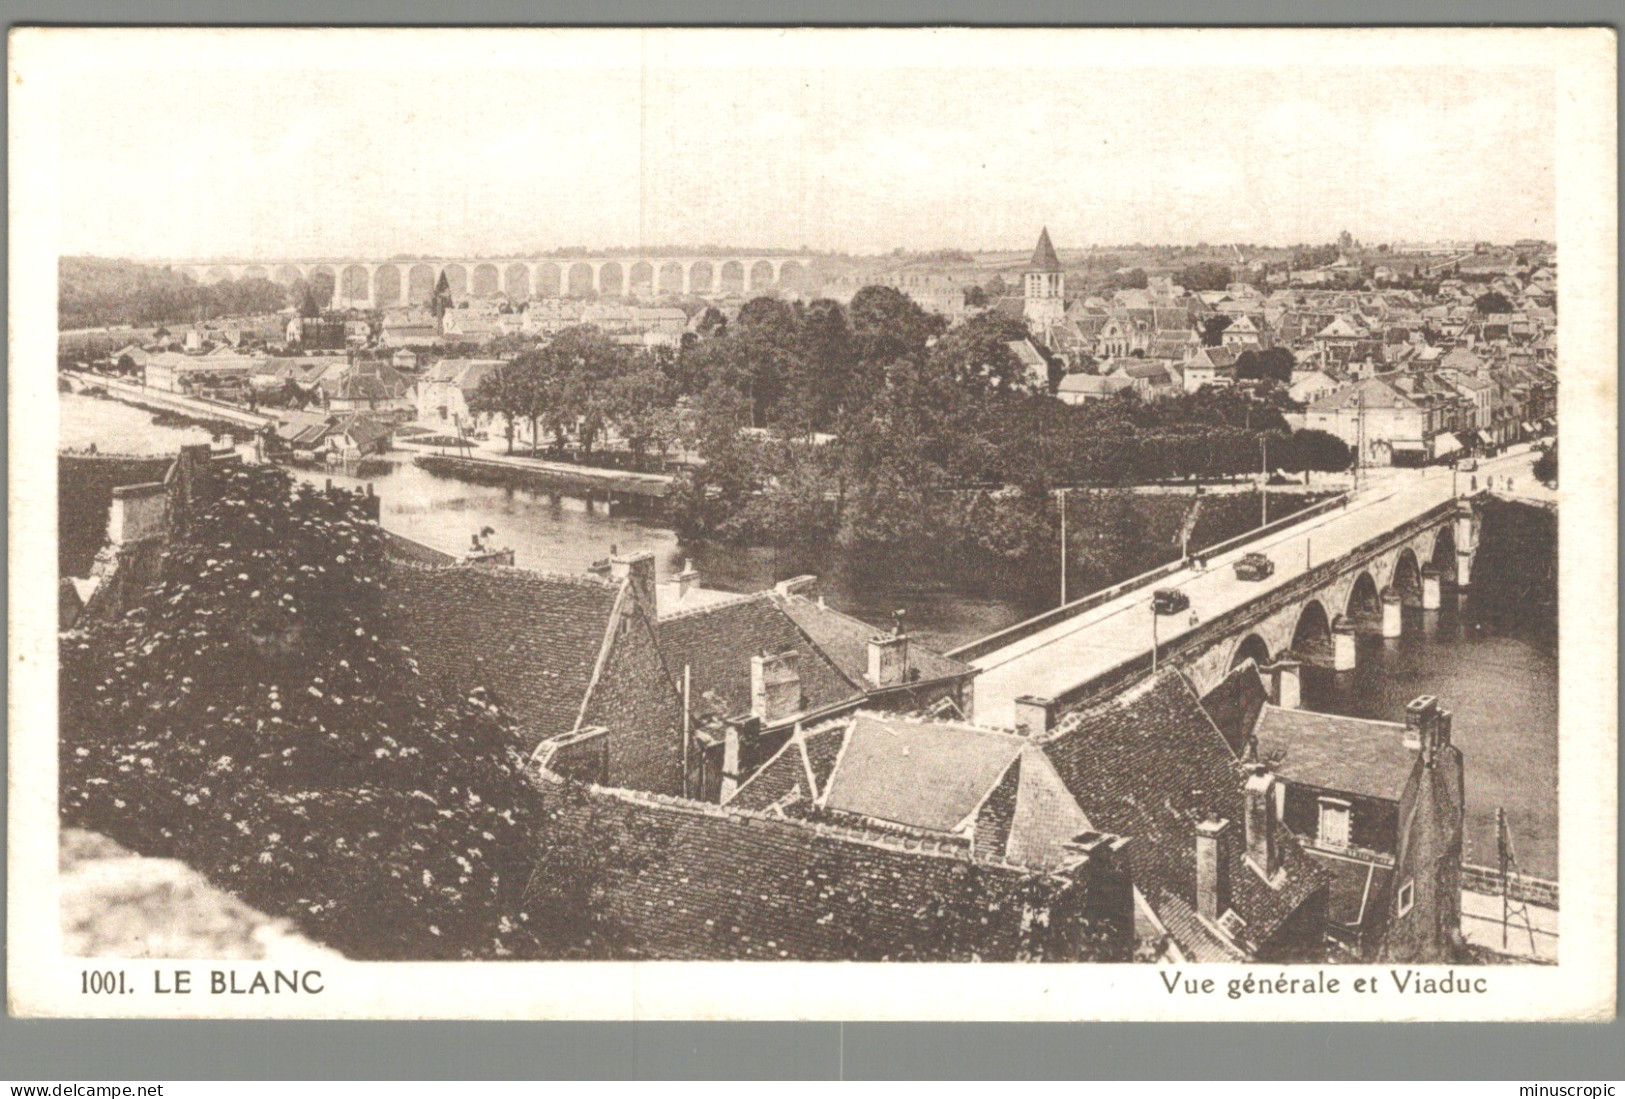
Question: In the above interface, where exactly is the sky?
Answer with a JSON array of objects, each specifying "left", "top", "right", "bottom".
[{"left": 48, "top": 29, "right": 1557, "bottom": 260}]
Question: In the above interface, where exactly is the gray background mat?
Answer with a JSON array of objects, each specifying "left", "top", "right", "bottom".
[{"left": 4, "top": 0, "right": 1620, "bottom": 1080}]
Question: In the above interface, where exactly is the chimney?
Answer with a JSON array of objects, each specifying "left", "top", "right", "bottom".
[
  {"left": 1013, "top": 695, "right": 1056, "bottom": 737},
  {"left": 750, "top": 650, "right": 802, "bottom": 724},
  {"left": 609, "top": 550, "right": 656, "bottom": 613},
  {"left": 720, "top": 722, "right": 743, "bottom": 802},
  {"left": 1195, "top": 818, "right": 1232, "bottom": 922},
  {"left": 1403, "top": 694, "right": 1438, "bottom": 751},
  {"left": 1244, "top": 771, "right": 1280, "bottom": 880},
  {"left": 676, "top": 559, "right": 700, "bottom": 601},
  {"left": 773, "top": 575, "right": 818, "bottom": 598},
  {"left": 1422, "top": 707, "right": 1453, "bottom": 768},
  {"left": 867, "top": 627, "right": 910, "bottom": 689}
]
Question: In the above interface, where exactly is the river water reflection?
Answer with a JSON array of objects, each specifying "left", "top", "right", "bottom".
[{"left": 62, "top": 393, "right": 1559, "bottom": 876}]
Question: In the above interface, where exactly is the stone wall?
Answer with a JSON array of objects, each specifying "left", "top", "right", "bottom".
[
  {"left": 1462, "top": 863, "right": 1559, "bottom": 908},
  {"left": 59, "top": 454, "right": 173, "bottom": 577}
]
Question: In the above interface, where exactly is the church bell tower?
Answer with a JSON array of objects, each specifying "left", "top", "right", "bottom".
[{"left": 1023, "top": 227, "right": 1065, "bottom": 326}]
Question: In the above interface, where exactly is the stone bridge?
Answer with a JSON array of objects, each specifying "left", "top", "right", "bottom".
[
  {"left": 958, "top": 457, "right": 1522, "bottom": 731},
  {"left": 158, "top": 255, "right": 819, "bottom": 307}
]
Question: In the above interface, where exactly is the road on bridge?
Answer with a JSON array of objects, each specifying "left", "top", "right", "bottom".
[{"left": 970, "top": 446, "right": 1543, "bottom": 728}]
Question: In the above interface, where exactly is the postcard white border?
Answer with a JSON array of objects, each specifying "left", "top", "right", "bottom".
[{"left": 8, "top": 26, "right": 1616, "bottom": 1022}]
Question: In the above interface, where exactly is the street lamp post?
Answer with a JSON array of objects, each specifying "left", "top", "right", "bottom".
[
  {"left": 1151, "top": 603, "right": 1159, "bottom": 674},
  {"left": 1059, "top": 486, "right": 1068, "bottom": 607}
]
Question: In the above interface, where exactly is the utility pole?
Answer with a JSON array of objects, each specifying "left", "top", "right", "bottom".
[
  {"left": 681, "top": 663, "right": 692, "bottom": 800},
  {"left": 1150, "top": 606, "right": 1159, "bottom": 673},
  {"left": 1058, "top": 487, "right": 1068, "bottom": 607},
  {"left": 1260, "top": 434, "right": 1269, "bottom": 528}
]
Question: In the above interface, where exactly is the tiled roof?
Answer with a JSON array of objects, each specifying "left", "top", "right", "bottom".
[
  {"left": 1307, "top": 377, "right": 1417, "bottom": 413},
  {"left": 823, "top": 714, "right": 1022, "bottom": 832},
  {"left": 771, "top": 592, "right": 974, "bottom": 691},
  {"left": 1041, "top": 671, "right": 1328, "bottom": 955},
  {"left": 1251, "top": 704, "right": 1414, "bottom": 802},
  {"left": 731, "top": 714, "right": 1093, "bottom": 871},
  {"left": 1199, "top": 661, "right": 1272, "bottom": 757},
  {"left": 386, "top": 561, "right": 625, "bottom": 743},
  {"left": 657, "top": 594, "right": 863, "bottom": 725},
  {"left": 529, "top": 769, "right": 1127, "bottom": 961}
]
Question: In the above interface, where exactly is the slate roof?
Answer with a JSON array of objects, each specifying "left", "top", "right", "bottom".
[
  {"left": 1028, "top": 227, "right": 1063, "bottom": 273},
  {"left": 1040, "top": 671, "right": 1328, "bottom": 957},
  {"left": 386, "top": 561, "right": 626, "bottom": 743},
  {"left": 656, "top": 593, "right": 863, "bottom": 725},
  {"left": 824, "top": 714, "right": 1024, "bottom": 832},
  {"left": 730, "top": 713, "right": 1093, "bottom": 870},
  {"left": 528, "top": 770, "right": 1127, "bottom": 962},
  {"left": 771, "top": 592, "right": 974, "bottom": 692},
  {"left": 1307, "top": 376, "right": 1417, "bottom": 413},
  {"left": 1058, "top": 373, "right": 1134, "bottom": 398},
  {"left": 1199, "top": 661, "right": 1272, "bottom": 757},
  {"left": 1251, "top": 704, "right": 1415, "bottom": 802}
]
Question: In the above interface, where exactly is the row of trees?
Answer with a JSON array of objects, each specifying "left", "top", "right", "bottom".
[{"left": 59, "top": 257, "right": 312, "bottom": 330}]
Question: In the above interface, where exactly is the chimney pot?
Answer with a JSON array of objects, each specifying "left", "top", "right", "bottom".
[{"left": 1404, "top": 694, "right": 1438, "bottom": 750}]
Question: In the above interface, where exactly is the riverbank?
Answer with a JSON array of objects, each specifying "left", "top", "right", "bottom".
[{"left": 411, "top": 452, "right": 670, "bottom": 507}]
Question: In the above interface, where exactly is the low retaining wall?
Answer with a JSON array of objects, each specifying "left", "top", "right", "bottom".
[
  {"left": 413, "top": 453, "right": 669, "bottom": 504},
  {"left": 1462, "top": 863, "right": 1559, "bottom": 909},
  {"left": 70, "top": 372, "right": 275, "bottom": 431}
]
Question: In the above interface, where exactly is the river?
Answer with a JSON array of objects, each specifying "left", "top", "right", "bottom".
[{"left": 61, "top": 392, "right": 1560, "bottom": 877}]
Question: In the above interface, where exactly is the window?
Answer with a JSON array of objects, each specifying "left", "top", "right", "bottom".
[
  {"left": 1317, "top": 797, "right": 1352, "bottom": 849},
  {"left": 1397, "top": 879, "right": 1415, "bottom": 917}
]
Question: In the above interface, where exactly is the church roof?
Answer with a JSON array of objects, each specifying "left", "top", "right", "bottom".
[{"left": 1027, "top": 228, "right": 1063, "bottom": 273}]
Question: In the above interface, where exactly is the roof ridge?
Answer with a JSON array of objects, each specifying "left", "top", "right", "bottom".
[
  {"left": 657, "top": 588, "right": 773, "bottom": 622},
  {"left": 386, "top": 557, "right": 621, "bottom": 589},
  {"left": 546, "top": 764, "right": 1054, "bottom": 870}
]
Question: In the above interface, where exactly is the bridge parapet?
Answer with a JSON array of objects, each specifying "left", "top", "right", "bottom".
[
  {"left": 948, "top": 491, "right": 1351, "bottom": 664},
  {"left": 1034, "top": 496, "right": 1466, "bottom": 720}
]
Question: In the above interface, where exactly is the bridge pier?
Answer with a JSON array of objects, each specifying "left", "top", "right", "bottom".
[
  {"left": 1265, "top": 658, "right": 1301, "bottom": 710},
  {"left": 1421, "top": 566, "right": 1443, "bottom": 610},
  {"left": 1332, "top": 618, "right": 1358, "bottom": 671},
  {"left": 1381, "top": 591, "right": 1404, "bottom": 639},
  {"left": 1454, "top": 502, "right": 1478, "bottom": 589}
]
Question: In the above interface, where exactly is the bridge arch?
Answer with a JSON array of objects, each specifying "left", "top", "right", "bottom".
[
  {"left": 373, "top": 264, "right": 402, "bottom": 306},
  {"left": 442, "top": 263, "right": 468, "bottom": 298},
  {"left": 658, "top": 262, "right": 686, "bottom": 296},
  {"left": 206, "top": 266, "right": 231, "bottom": 284},
  {"left": 408, "top": 264, "right": 436, "bottom": 304},
  {"left": 1230, "top": 633, "right": 1272, "bottom": 672},
  {"left": 1392, "top": 548, "right": 1423, "bottom": 605},
  {"left": 1290, "top": 599, "right": 1333, "bottom": 663},
  {"left": 598, "top": 261, "right": 624, "bottom": 296},
  {"left": 339, "top": 264, "right": 369, "bottom": 304},
  {"left": 1431, "top": 524, "right": 1457, "bottom": 585},
  {"left": 629, "top": 262, "right": 655, "bottom": 297},
  {"left": 504, "top": 263, "right": 531, "bottom": 301},
  {"left": 566, "top": 263, "right": 595, "bottom": 297},
  {"left": 779, "top": 260, "right": 809, "bottom": 292},
  {"left": 534, "top": 263, "right": 562, "bottom": 297},
  {"left": 719, "top": 260, "right": 745, "bottom": 294},
  {"left": 749, "top": 260, "right": 776, "bottom": 291},
  {"left": 273, "top": 264, "right": 302, "bottom": 285},
  {"left": 243, "top": 265, "right": 269, "bottom": 281},
  {"left": 1346, "top": 571, "right": 1380, "bottom": 621},
  {"left": 309, "top": 265, "right": 337, "bottom": 298},
  {"left": 689, "top": 261, "right": 714, "bottom": 294},
  {"left": 471, "top": 263, "right": 500, "bottom": 298}
]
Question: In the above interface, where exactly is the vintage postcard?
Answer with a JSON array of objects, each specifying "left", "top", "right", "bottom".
[{"left": 8, "top": 26, "right": 1616, "bottom": 1021}]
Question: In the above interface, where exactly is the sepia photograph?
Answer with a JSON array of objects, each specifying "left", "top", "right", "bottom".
[{"left": 7, "top": 25, "right": 1615, "bottom": 1022}]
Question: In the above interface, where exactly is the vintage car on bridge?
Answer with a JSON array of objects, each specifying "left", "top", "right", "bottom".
[
  {"left": 1233, "top": 552, "right": 1275, "bottom": 581},
  {"left": 1151, "top": 588, "right": 1190, "bottom": 616}
]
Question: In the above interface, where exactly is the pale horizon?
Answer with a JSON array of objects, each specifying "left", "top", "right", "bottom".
[{"left": 51, "top": 29, "right": 1556, "bottom": 262}]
